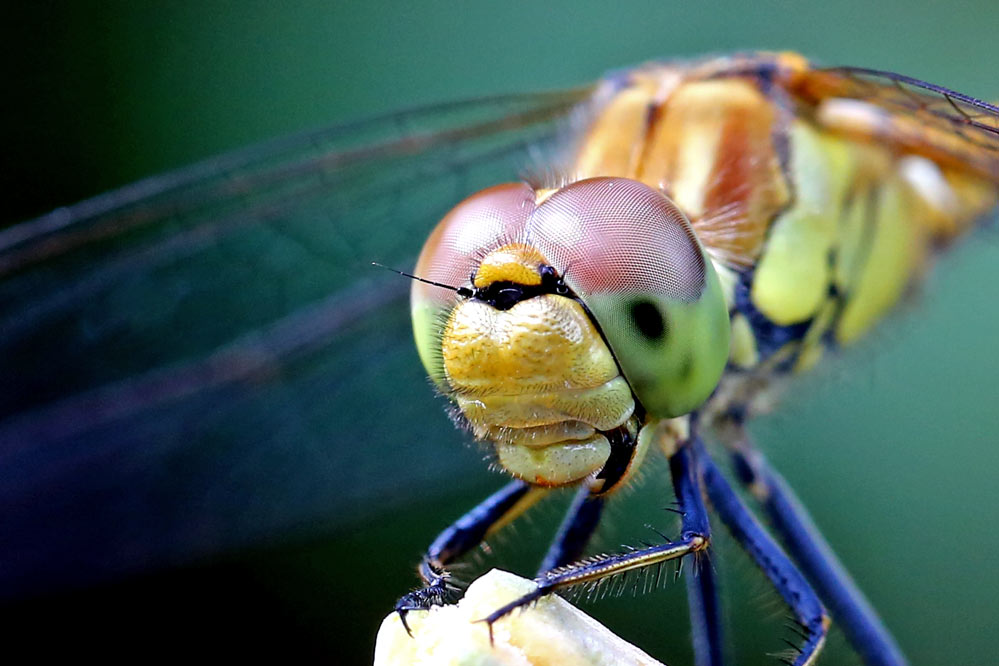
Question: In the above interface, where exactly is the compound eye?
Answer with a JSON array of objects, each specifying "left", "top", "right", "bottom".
[
  {"left": 410, "top": 183, "right": 536, "bottom": 387},
  {"left": 529, "top": 178, "right": 730, "bottom": 417}
]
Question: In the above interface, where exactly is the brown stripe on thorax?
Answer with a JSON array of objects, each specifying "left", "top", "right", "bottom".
[{"left": 571, "top": 66, "right": 792, "bottom": 268}]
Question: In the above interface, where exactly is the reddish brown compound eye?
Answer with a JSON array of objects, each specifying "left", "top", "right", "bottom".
[
  {"left": 410, "top": 182, "right": 536, "bottom": 387},
  {"left": 526, "top": 178, "right": 729, "bottom": 417},
  {"left": 528, "top": 178, "right": 706, "bottom": 302}
]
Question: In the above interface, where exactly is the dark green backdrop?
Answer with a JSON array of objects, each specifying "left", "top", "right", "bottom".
[{"left": 4, "top": 2, "right": 998, "bottom": 664}]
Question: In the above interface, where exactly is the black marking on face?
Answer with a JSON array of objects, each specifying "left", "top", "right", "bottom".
[
  {"left": 629, "top": 299, "right": 667, "bottom": 341},
  {"left": 471, "top": 264, "right": 573, "bottom": 311}
]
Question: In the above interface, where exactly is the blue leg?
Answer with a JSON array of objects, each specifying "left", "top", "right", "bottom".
[
  {"left": 731, "top": 442, "right": 907, "bottom": 666},
  {"left": 686, "top": 545, "right": 725, "bottom": 666},
  {"left": 536, "top": 482, "right": 605, "bottom": 575},
  {"left": 536, "top": 447, "right": 725, "bottom": 665},
  {"left": 675, "top": 442, "right": 726, "bottom": 666},
  {"left": 484, "top": 443, "right": 723, "bottom": 666},
  {"left": 696, "top": 438, "right": 828, "bottom": 665},
  {"left": 395, "top": 479, "right": 543, "bottom": 633}
]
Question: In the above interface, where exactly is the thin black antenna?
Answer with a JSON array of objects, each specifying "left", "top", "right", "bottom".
[{"left": 371, "top": 262, "right": 473, "bottom": 297}]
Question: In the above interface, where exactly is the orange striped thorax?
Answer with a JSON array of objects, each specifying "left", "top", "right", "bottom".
[{"left": 573, "top": 52, "right": 996, "bottom": 376}]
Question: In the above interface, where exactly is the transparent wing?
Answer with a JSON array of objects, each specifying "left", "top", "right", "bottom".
[
  {"left": 0, "top": 87, "right": 593, "bottom": 599},
  {"left": 790, "top": 65, "right": 999, "bottom": 181}
]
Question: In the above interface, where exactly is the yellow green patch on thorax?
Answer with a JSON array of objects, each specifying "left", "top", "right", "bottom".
[{"left": 573, "top": 58, "right": 997, "bottom": 377}]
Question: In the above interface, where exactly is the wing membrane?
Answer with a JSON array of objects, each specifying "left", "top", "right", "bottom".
[
  {"left": 790, "top": 65, "right": 999, "bottom": 181},
  {"left": 0, "top": 86, "right": 593, "bottom": 598}
]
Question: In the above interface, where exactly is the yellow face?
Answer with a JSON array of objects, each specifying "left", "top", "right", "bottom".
[
  {"left": 442, "top": 244, "right": 635, "bottom": 486},
  {"left": 411, "top": 178, "right": 730, "bottom": 490}
]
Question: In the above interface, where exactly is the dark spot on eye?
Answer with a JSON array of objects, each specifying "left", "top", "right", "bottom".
[{"left": 629, "top": 299, "right": 667, "bottom": 341}]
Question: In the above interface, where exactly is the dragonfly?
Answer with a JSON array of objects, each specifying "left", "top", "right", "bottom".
[
  {"left": 377, "top": 52, "right": 999, "bottom": 666},
  {"left": 1, "top": 52, "right": 996, "bottom": 663}
]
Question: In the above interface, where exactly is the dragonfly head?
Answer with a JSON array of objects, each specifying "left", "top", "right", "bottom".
[{"left": 411, "top": 178, "right": 730, "bottom": 487}]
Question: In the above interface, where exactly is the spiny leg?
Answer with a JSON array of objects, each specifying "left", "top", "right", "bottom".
[
  {"left": 695, "top": 437, "right": 828, "bottom": 666},
  {"left": 482, "top": 443, "right": 713, "bottom": 647},
  {"left": 537, "top": 443, "right": 726, "bottom": 666},
  {"left": 674, "top": 437, "right": 726, "bottom": 666},
  {"left": 536, "top": 481, "right": 605, "bottom": 576},
  {"left": 394, "top": 479, "right": 545, "bottom": 634},
  {"left": 730, "top": 434, "right": 907, "bottom": 666}
]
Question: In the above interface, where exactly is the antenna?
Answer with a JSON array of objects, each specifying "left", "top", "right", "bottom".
[{"left": 371, "top": 263, "right": 473, "bottom": 298}]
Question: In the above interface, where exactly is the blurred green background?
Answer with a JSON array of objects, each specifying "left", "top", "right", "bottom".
[{"left": 3, "top": 2, "right": 998, "bottom": 664}]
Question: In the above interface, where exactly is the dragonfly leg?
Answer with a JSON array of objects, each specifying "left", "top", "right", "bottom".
[
  {"left": 686, "top": 541, "right": 725, "bottom": 666},
  {"left": 728, "top": 433, "right": 907, "bottom": 666},
  {"left": 394, "top": 479, "right": 546, "bottom": 635},
  {"left": 695, "top": 437, "right": 829, "bottom": 666},
  {"left": 481, "top": 443, "right": 714, "bottom": 648},
  {"left": 535, "top": 481, "right": 605, "bottom": 576},
  {"left": 675, "top": 437, "right": 726, "bottom": 666}
]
